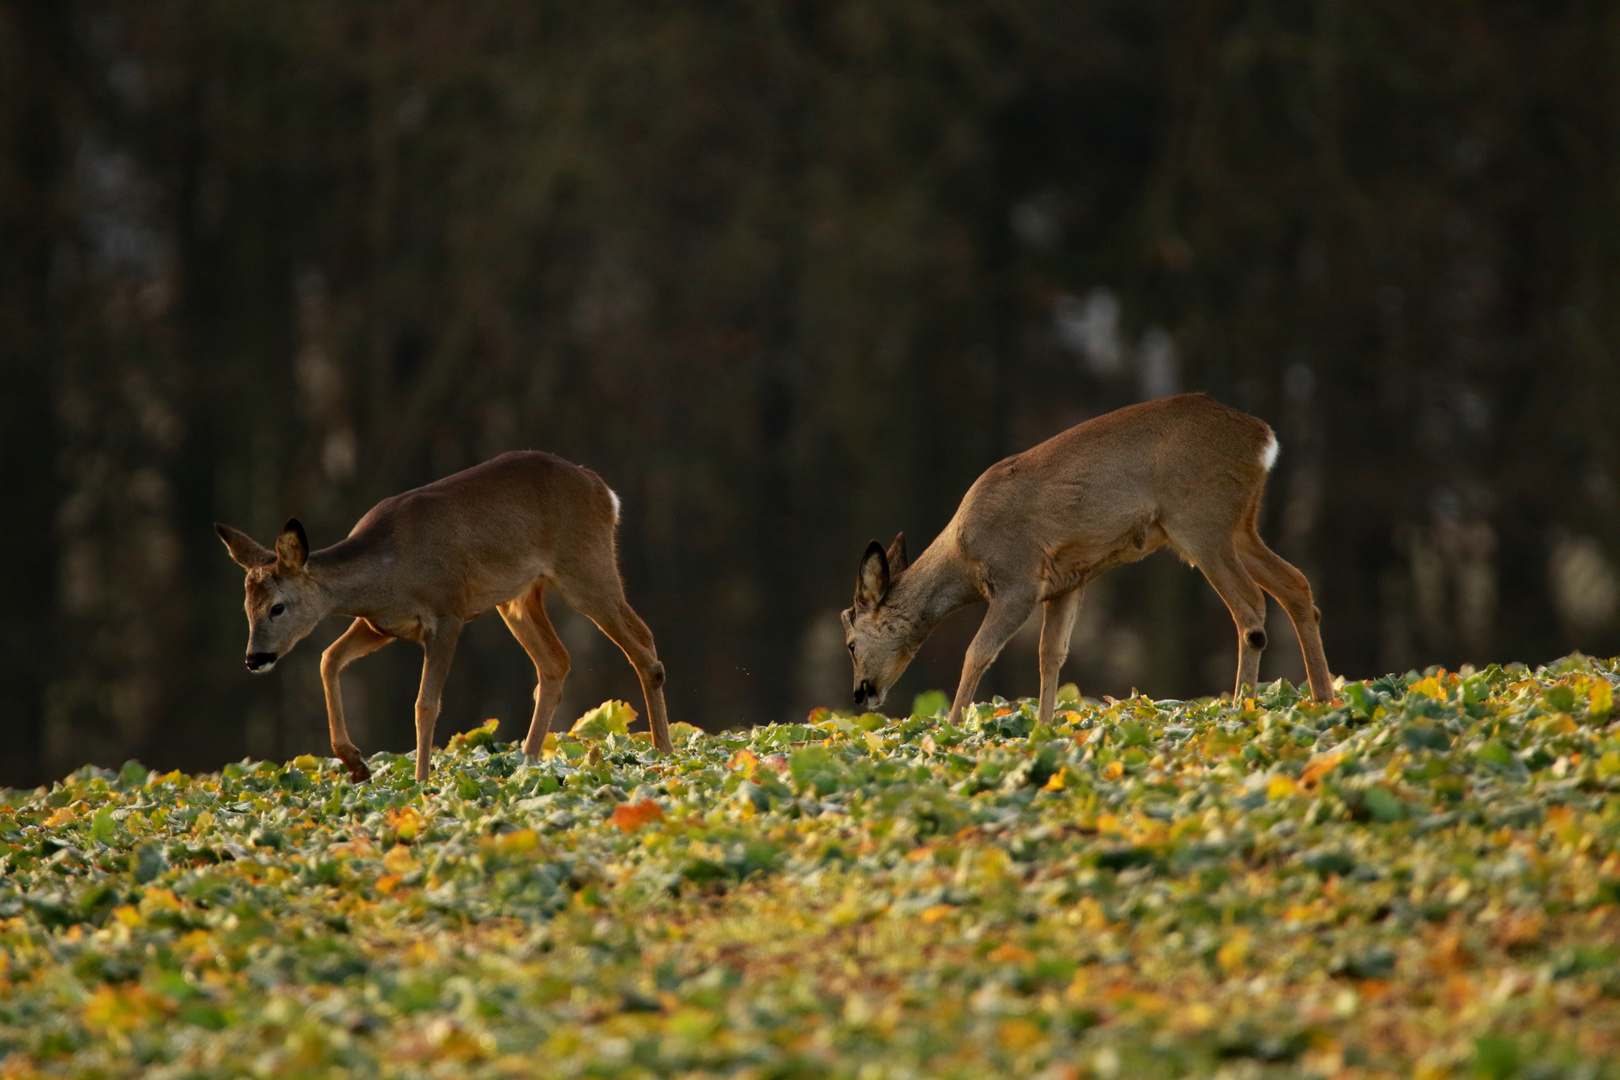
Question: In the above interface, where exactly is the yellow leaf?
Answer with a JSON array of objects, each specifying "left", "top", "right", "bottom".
[
  {"left": 1041, "top": 769, "right": 1066, "bottom": 792},
  {"left": 82, "top": 984, "right": 169, "bottom": 1033},
  {"left": 997, "top": 1018, "right": 1045, "bottom": 1053},
  {"left": 387, "top": 806, "right": 423, "bottom": 843},
  {"left": 1173, "top": 1002, "right": 1217, "bottom": 1032},
  {"left": 1409, "top": 676, "right": 1444, "bottom": 699},
  {"left": 729, "top": 749, "right": 758, "bottom": 776},
  {"left": 1267, "top": 774, "right": 1297, "bottom": 800},
  {"left": 1590, "top": 679, "right": 1613, "bottom": 718},
  {"left": 43, "top": 807, "right": 76, "bottom": 828},
  {"left": 293, "top": 754, "right": 320, "bottom": 771},
  {"left": 111, "top": 905, "right": 142, "bottom": 928},
  {"left": 494, "top": 828, "right": 539, "bottom": 855},
  {"left": 669, "top": 721, "right": 705, "bottom": 742},
  {"left": 139, "top": 888, "right": 181, "bottom": 916},
  {"left": 1217, "top": 929, "right": 1251, "bottom": 974},
  {"left": 571, "top": 700, "right": 636, "bottom": 739},
  {"left": 920, "top": 904, "right": 955, "bottom": 924},
  {"left": 383, "top": 844, "right": 419, "bottom": 876},
  {"left": 375, "top": 874, "right": 401, "bottom": 895},
  {"left": 1102, "top": 760, "right": 1124, "bottom": 781},
  {"left": 864, "top": 731, "right": 884, "bottom": 754}
]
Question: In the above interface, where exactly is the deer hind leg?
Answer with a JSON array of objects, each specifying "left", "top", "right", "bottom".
[
  {"left": 498, "top": 585, "right": 572, "bottom": 758},
  {"left": 319, "top": 618, "right": 393, "bottom": 783},
  {"left": 949, "top": 590, "right": 1038, "bottom": 726},
  {"left": 1238, "top": 532, "right": 1334, "bottom": 702},
  {"left": 1191, "top": 546, "right": 1270, "bottom": 700},
  {"left": 412, "top": 618, "right": 464, "bottom": 783},
  {"left": 559, "top": 575, "right": 672, "bottom": 753},
  {"left": 1037, "top": 588, "right": 1083, "bottom": 725}
]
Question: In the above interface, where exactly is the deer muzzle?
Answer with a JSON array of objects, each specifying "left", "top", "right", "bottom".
[
  {"left": 245, "top": 652, "right": 279, "bottom": 673},
  {"left": 854, "top": 679, "right": 877, "bottom": 706}
]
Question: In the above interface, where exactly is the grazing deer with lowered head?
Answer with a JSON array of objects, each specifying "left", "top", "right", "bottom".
[
  {"left": 843, "top": 393, "right": 1333, "bottom": 724},
  {"left": 216, "top": 451, "right": 671, "bottom": 783}
]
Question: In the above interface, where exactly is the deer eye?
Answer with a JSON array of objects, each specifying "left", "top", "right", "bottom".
[
  {"left": 847, "top": 642, "right": 856, "bottom": 654},
  {"left": 270, "top": 602, "right": 286, "bottom": 618}
]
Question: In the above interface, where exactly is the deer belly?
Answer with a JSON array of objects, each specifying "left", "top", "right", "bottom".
[{"left": 1039, "top": 521, "right": 1169, "bottom": 598}]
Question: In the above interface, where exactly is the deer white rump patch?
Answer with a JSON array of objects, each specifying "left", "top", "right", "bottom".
[
  {"left": 608, "top": 487, "right": 622, "bottom": 523},
  {"left": 1260, "top": 432, "right": 1280, "bottom": 472}
]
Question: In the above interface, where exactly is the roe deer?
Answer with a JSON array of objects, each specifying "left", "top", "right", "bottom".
[
  {"left": 842, "top": 393, "right": 1333, "bottom": 724},
  {"left": 216, "top": 451, "right": 671, "bottom": 783}
]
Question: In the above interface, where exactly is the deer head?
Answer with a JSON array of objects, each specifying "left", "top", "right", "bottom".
[
  {"left": 216, "top": 519, "right": 325, "bottom": 673},
  {"left": 841, "top": 532, "right": 917, "bottom": 709}
]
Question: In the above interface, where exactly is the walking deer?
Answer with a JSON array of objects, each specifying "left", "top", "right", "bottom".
[
  {"left": 843, "top": 394, "right": 1333, "bottom": 725},
  {"left": 216, "top": 451, "right": 671, "bottom": 783}
]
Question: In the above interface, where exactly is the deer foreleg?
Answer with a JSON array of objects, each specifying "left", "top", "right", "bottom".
[
  {"left": 320, "top": 618, "right": 393, "bottom": 782},
  {"left": 949, "top": 592, "right": 1036, "bottom": 725},
  {"left": 412, "top": 619, "right": 464, "bottom": 783},
  {"left": 1037, "top": 589, "right": 1082, "bottom": 725}
]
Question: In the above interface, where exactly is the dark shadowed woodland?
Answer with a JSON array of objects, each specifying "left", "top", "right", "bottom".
[{"left": 3, "top": 1, "right": 1619, "bottom": 788}]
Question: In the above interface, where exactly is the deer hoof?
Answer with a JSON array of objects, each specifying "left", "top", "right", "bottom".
[{"left": 335, "top": 747, "right": 371, "bottom": 783}]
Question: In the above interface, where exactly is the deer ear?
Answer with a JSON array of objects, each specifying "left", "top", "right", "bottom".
[
  {"left": 885, "top": 532, "right": 909, "bottom": 574},
  {"left": 275, "top": 518, "right": 309, "bottom": 572},
  {"left": 216, "top": 523, "right": 274, "bottom": 569},
  {"left": 855, "top": 539, "right": 890, "bottom": 609}
]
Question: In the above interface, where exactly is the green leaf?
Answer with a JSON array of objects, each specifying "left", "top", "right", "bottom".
[
  {"left": 1363, "top": 785, "right": 1404, "bottom": 823},
  {"left": 90, "top": 806, "right": 117, "bottom": 845},
  {"left": 571, "top": 700, "right": 636, "bottom": 739},
  {"left": 132, "top": 843, "right": 168, "bottom": 884},
  {"left": 1473, "top": 1035, "right": 1520, "bottom": 1080}
]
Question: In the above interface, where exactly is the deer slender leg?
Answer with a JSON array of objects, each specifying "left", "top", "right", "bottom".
[
  {"left": 1194, "top": 548, "right": 1270, "bottom": 700},
  {"left": 949, "top": 591, "right": 1038, "bottom": 725},
  {"left": 558, "top": 574, "right": 671, "bottom": 753},
  {"left": 1037, "top": 588, "right": 1083, "bottom": 725},
  {"left": 319, "top": 618, "right": 393, "bottom": 782},
  {"left": 1238, "top": 532, "right": 1334, "bottom": 701},
  {"left": 412, "top": 619, "right": 464, "bottom": 782},
  {"left": 498, "top": 584, "right": 572, "bottom": 757}
]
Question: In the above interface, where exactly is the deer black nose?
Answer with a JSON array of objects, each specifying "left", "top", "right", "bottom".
[{"left": 245, "top": 652, "right": 278, "bottom": 673}]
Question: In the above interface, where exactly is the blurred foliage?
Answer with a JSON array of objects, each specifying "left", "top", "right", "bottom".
[
  {"left": 2, "top": 1, "right": 1620, "bottom": 784},
  {"left": 5, "top": 659, "right": 1620, "bottom": 1075}
]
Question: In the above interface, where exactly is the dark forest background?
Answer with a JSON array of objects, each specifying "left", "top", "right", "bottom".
[{"left": 4, "top": 1, "right": 1620, "bottom": 788}]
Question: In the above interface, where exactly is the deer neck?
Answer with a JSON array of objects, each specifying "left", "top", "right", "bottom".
[
  {"left": 888, "top": 542, "right": 977, "bottom": 649},
  {"left": 306, "top": 535, "right": 389, "bottom": 618}
]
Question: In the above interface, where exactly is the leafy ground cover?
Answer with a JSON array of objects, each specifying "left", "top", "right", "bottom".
[{"left": 5, "top": 660, "right": 1620, "bottom": 1079}]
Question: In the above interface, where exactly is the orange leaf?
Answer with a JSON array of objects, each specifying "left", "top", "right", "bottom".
[
  {"left": 988, "top": 942, "right": 1036, "bottom": 963},
  {"left": 609, "top": 799, "right": 664, "bottom": 834},
  {"left": 1301, "top": 753, "right": 1343, "bottom": 788}
]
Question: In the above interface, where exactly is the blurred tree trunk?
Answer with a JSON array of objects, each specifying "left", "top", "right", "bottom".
[{"left": 0, "top": 0, "right": 72, "bottom": 787}]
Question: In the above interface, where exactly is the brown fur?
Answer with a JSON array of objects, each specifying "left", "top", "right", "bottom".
[
  {"left": 843, "top": 394, "right": 1333, "bottom": 724},
  {"left": 217, "top": 451, "right": 670, "bottom": 783}
]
